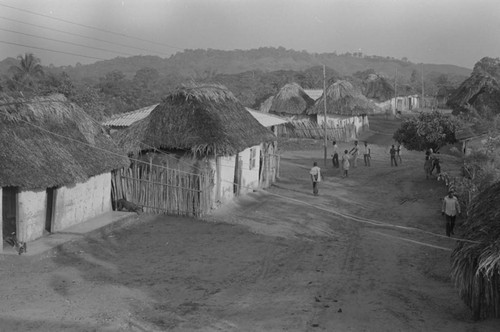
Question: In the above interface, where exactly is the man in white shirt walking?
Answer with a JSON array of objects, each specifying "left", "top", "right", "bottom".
[
  {"left": 363, "top": 141, "right": 371, "bottom": 167},
  {"left": 309, "top": 162, "right": 321, "bottom": 196},
  {"left": 442, "top": 191, "right": 461, "bottom": 237}
]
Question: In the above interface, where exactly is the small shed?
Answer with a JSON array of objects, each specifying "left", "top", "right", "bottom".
[{"left": 0, "top": 94, "right": 129, "bottom": 249}]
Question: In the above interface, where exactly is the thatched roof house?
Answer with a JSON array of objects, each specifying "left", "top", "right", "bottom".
[
  {"left": 307, "top": 80, "right": 379, "bottom": 116},
  {"left": 362, "top": 74, "right": 394, "bottom": 102},
  {"left": 268, "top": 83, "right": 315, "bottom": 115},
  {"left": 448, "top": 57, "right": 500, "bottom": 118},
  {"left": 451, "top": 181, "right": 500, "bottom": 320},
  {"left": 0, "top": 94, "right": 128, "bottom": 190},
  {"left": 117, "top": 83, "right": 275, "bottom": 156}
]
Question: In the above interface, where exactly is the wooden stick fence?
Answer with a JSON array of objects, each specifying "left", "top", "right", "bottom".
[
  {"left": 277, "top": 121, "right": 359, "bottom": 142},
  {"left": 111, "top": 158, "right": 213, "bottom": 217}
]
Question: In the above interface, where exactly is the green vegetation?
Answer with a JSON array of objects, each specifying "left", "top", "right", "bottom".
[{"left": 393, "top": 111, "right": 461, "bottom": 152}]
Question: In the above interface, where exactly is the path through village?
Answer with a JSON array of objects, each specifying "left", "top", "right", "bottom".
[{"left": 1, "top": 117, "right": 500, "bottom": 331}]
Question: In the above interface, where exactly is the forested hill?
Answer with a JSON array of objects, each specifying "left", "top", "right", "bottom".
[{"left": 3, "top": 47, "right": 470, "bottom": 84}]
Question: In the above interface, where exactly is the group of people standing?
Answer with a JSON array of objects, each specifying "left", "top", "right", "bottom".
[
  {"left": 424, "top": 148, "right": 441, "bottom": 179},
  {"left": 330, "top": 140, "right": 372, "bottom": 178}
]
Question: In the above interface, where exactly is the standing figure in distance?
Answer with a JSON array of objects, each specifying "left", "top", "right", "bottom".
[
  {"left": 363, "top": 141, "right": 371, "bottom": 167},
  {"left": 349, "top": 141, "right": 360, "bottom": 168},
  {"left": 342, "top": 150, "right": 351, "bottom": 178},
  {"left": 442, "top": 191, "right": 461, "bottom": 237},
  {"left": 309, "top": 162, "right": 321, "bottom": 196},
  {"left": 390, "top": 145, "right": 398, "bottom": 167},
  {"left": 331, "top": 141, "right": 339, "bottom": 168},
  {"left": 396, "top": 144, "right": 402, "bottom": 165}
]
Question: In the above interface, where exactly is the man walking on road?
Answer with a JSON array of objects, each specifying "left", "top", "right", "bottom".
[
  {"left": 442, "top": 191, "right": 461, "bottom": 237},
  {"left": 363, "top": 141, "right": 371, "bottom": 167},
  {"left": 309, "top": 162, "right": 321, "bottom": 196},
  {"left": 390, "top": 145, "right": 398, "bottom": 167}
]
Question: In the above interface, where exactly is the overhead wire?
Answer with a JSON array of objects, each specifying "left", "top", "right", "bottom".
[
  {"left": 0, "top": 27, "right": 137, "bottom": 57},
  {"left": 0, "top": 16, "right": 172, "bottom": 57},
  {"left": 0, "top": 40, "right": 107, "bottom": 60},
  {"left": 0, "top": 2, "right": 184, "bottom": 51}
]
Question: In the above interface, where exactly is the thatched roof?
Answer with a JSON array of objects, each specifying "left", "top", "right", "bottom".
[
  {"left": 259, "top": 95, "right": 274, "bottom": 113},
  {"left": 362, "top": 74, "right": 394, "bottom": 102},
  {"left": 306, "top": 80, "right": 379, "bottom": 116},
  {"left": 269, "top": 83, "right": 315, "bottom": 115},
  {"left": 448, "top": 57, "right": 500, "bottom": 118},
  {"left": 451, "top": 181, "right": 500, "bottom": 319},
  {"left": 0, "top": 94, "right": 129, "bottom": 190},
  {"left": 116, "top": 84, "right": 275, "bottom": 156}
]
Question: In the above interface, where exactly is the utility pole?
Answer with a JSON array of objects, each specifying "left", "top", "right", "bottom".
[
  {"left": 323, "top": 65, "right": 328, "bottom": 166},
  {"left": 421, "top": 64, "right": 425, "bottom": 109},
  {"left": 394, "top": 68, "right": 397, "bottom": 114}
]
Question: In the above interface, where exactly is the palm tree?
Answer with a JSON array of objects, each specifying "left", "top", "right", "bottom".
[{"left": 9, "top": 53, "right": 44, "bottom": 91}]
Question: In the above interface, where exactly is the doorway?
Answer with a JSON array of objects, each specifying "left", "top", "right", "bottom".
[
  {"left": 2, "top": 187, "right": 18, "bottom": 242},
  {"left": 45, "top": 187, "right": 56, "bottom": 233}
]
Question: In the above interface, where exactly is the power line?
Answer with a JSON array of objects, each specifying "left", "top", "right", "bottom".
[
  {"left": 0, "top": 2, "right": 184, "bottom": 51},
  {"left": 0, "top": 40, "right": 107, "bottom": 60},
  {"left": 0, "top": 16, "right": 172, "bottom": 57},
  {"left": 0, "top": 27, "right": 136, "bottom": 57}
]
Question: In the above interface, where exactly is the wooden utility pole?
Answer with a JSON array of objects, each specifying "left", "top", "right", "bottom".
[
  {"left": 421, "top": 64, "right": 425, "bottom": 109},
  {"left": 323, "top": 65, "right": 328, "bottom": 166},
  {"left": 394, "top": 68, "right": 397, "bottom": 114}
]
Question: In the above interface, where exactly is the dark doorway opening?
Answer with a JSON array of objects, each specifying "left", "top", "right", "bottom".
[
  {"left": 2, "top": 187, "right": 18, "bottom": 244},
  {"left": 45, "top": 187, "right": 56, "bottom": 233}
]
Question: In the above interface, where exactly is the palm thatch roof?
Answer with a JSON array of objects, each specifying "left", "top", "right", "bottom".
[
  {"left": 268, "top": 83, "right": 315, "bottom": 115},
  {"left": 451, "top": 181, "right": 500, "bottom": 320},
  {"left": 306, "top": 80, "right": 379, "bottom": 116},
  {"left": 0, "top": 94, "right": 129, "bottom": 190},
  {"left": 362, "top": 74, "right": 394, "bottom": 102},
  {"left": 448, "top": 57, "right": 500, "bottom": 118},
  {"left": 116, "top": 84, "right": 275, "bottom": 156},
  {"left": 259, "top": 95, "right": 274, "bottom": 113}
]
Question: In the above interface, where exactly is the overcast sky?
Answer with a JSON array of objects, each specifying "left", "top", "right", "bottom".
[{"left": 0, "top": 0, "right": 498, "bottom": 69}]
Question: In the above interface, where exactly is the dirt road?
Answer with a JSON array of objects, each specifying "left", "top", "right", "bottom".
[{"left": 1, "top": 121, "right": 500, "bottom": 331}]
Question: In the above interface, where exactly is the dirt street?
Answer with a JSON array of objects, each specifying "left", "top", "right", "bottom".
[{"left": 1, "top": 119, "right": 500, "bottom": 331}]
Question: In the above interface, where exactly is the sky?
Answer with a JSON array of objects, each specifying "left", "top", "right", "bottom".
[{"left": 0, "top": 0, "right": 499, "bottom": 69}]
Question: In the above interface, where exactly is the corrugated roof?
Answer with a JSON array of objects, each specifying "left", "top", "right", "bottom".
[
  {"left": 303, "top": 89, "right": 324, "bottom": 101},
  {"left": 102, "top": 104, "right": 159, "bottom": 127},
  {"left": 246, "top": 108, "right": 288, "bottom": 127}
]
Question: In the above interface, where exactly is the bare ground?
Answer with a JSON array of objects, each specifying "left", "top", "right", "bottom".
[{"left": 1, "top": 118, "right": 500, "bottom": 331}]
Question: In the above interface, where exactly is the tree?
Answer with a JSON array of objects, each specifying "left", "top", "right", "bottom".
[
  {"left": 393, "top": 111, "right": 461, "bottom": 152},
  {"left": 9, "top": 53, "right": 44, "bottom": 91}
]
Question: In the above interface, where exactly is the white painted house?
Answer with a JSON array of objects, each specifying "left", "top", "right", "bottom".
[{"left": 0, "top": 95, "right": 129, "bottom": 250}]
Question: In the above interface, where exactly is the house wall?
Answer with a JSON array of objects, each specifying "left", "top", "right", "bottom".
[
  {"left": 238, "top": 145, "right": 261, "bottom": 193},
  {"left": 212, "top": 155, "right": 236, "bottom": 207},
  {"left": 0, "top": 187, "right": 2, "bottom": 252},
  {"left": 53, "top": 172, "right": 112, "bottom": 231},
  {"left": 17, "top": 189, "right": 46, "bottom": 242}
]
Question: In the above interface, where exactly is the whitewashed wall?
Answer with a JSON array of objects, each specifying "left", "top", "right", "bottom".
[
  {"left": 238, "top": 145, "right": 261, "bottom": 193},
  {"left": 17, "top": 189, "right": 46, "bottom": 242},
  {"left": 53, "top": 172, "right": 112, "bottom": 231},
  {"left": 211, "top": 155, "right": 236, "bottom": 207}
]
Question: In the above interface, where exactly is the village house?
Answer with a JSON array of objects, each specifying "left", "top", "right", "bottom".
[
  {"left": 112, "top": 84, "right": 278, "bottom": 215},
  {"left": 305, "top": 80, "right": 373, "bottom": 141},
  {"left": 0, "top": 94, "right": 129, "bottom": 251}
]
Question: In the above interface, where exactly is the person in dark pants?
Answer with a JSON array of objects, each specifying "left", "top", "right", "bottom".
[
  {"left": 331, "top": 141, "right": 339, "bottom": 168},
  {"left": 442, "top": 191, "right": 461, "bottom": 237},
  {"left": 396, "top": 144, "right": 402, "bottom": 165},
  {"left": 309, "top": 162, "right": 321, "bottom": 196},
  {"left": 390, "top": 145, "right": 398, "bottom": 167}
]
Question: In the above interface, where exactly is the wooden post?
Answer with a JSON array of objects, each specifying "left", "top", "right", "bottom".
[{"left": 323, "top": 64, "right": 328, "bottom": 166}]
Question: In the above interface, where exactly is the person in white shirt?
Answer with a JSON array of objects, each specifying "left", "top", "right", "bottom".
[
  {"left": 442, "top": 191, "right": 461, "bottom": 237},
  {"left": 349, "top": 140, "right": 360, "bottom": 168},
  {"left": 363, "top": 141, "right": 371, "bottom": 167},
  {"left": 309, "top": 162, "right": 321, "bottom": 196}
]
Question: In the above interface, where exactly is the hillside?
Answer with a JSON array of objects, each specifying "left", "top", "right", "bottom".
[{"left": 0, "top": 47, "right": 471, "bottom": 85}]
